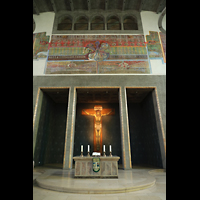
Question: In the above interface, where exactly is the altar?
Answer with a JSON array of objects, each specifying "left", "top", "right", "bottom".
[{"left": 73, "top": 156, "right": 120, "bottom": 178}]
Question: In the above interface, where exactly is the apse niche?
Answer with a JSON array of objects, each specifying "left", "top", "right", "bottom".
[{"left": 74, "top": 88, "right": 122, "bottom": 164}]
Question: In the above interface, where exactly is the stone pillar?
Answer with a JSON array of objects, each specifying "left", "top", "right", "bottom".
[
  {"left": 63, "top": 87, "right": 77, "bottom": 169},
  {"left": 121, "top": 16, "right": 124, "bottom": 31},
  {"left": 152, "top": 89, "right": 166, "bottom": 169},
  {"left": 72, "top": 18, "right": 74, "bottom": 31},
  {"left": 88, "top": 18, "right": 91, "bottom": 30},
  {"left": 33, "top": 88, "right": 43, "bottom": 159},
  {"left": 105, "top": 17, "right": 107, "bottom": 30},
  {"left": 119, "top": 87, "right": 132, "bottom": 170}
]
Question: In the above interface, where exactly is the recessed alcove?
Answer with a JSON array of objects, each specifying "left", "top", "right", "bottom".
[
  {"left": 33, "top": 88, "right": 69, "bottom": 167},
  {"left": 74, "top": 88, "right": 122, "bottom": 164},
  {"left": 126, "top": 87, "right": 164, "bottom": 168}
]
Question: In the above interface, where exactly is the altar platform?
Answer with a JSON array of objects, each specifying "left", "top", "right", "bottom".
[{"left": 33, "top": 165, "right": 159, "bottom": 194}]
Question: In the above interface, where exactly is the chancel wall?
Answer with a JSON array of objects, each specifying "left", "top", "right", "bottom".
[{"left": 33, "top": 10, "right": 166, "bottom": 169}]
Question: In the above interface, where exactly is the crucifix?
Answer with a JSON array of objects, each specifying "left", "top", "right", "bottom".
[{"left": 82, "top": 105, "right": 115, "bottom": 154}]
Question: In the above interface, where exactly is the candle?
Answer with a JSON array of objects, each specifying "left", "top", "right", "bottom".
[
  {"left": 88, "top": 145, "right": 90, "bottom": 152},
  {"left": 103, "top": 145, "right": 105, "bottom": 152},
  {"left": 81, "top": 145, "right": 83, "bottom": 152},
  {"left": 110, "top": 145, "right": 112, "bottom": 152}
]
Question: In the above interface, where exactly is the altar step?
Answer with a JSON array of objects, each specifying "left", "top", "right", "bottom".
[{"left": 34, "top": 168, "right": 156, "bottom": 194}]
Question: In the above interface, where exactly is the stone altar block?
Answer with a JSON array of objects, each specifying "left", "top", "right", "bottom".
[{"left": 73, "top": 156, "right": 120, "bottom": 178}]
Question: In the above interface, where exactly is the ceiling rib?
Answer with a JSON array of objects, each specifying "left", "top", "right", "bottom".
[
  {"left": 122, "top": 0, "right": 126, "bottom": 11},
  {"left": 138, "top": 0, "right": 144, "bottom": 12},
  {"left": 33, "top": 0, "right": 40, "bottom": 15},
  {"left": 70, "top": 0, "right": 74, "bottom": 11},
  {"left": 88, "top": 0, "right": 91, "bottom": 10},
  {"left": 50, "top": 0, "right": 57, "bottom": 12}
]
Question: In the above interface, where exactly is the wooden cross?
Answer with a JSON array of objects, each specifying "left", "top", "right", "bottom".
[{"left": 82, "top": 105, "right": 115, "bottom": 154}]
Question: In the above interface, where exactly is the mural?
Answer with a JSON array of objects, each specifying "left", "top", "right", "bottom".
[
  {"left": 159, "top": 32, "right": 166, "bottom": 63},
  {"left": 46, "top": 35, "right": 150, "bottom": 74},
  {"left": 45, "top": 61, "right": 97, "bottom": 74},
  {"left": 33, "top": 32, "right": 50, "bottom": 59},
  {"left": 146, "top": 31, "right": 163, "bottom": 59},
  {"left": 98, "top": 61, "right": 150, "bottom": 74}
]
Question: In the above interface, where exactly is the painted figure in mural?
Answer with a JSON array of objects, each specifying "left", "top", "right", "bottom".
[{"left": 83, "top": 106, "right": 113, "bottom": 151}]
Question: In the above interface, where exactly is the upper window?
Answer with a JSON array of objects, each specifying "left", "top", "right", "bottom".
[
  {"left": 74, "top": 16, "right": 88, "bottom": 30},
  {"left": 57, "top": 16, "right": 72, "bottom": 30},
  {"left": 123, "top": 16, "right": 138, "bottom": 30},
  {"left": 52, "top": 11, "right": 143, "bottom": 34},
  {"left": 107, "top": 16, "right": 121, "bottom": 30},
  {"left": 91, "top": 16, "right": 104, "bottom": 30}
]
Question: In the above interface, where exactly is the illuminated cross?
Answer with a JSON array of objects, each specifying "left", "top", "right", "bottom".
[{"left": 82, "top": 105, "right": 115, "bottom": 153}]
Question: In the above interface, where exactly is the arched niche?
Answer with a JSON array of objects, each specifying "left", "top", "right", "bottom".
[
  {"left": 57, "top": 15, "right": 72, "bottom": 30},
  {"left": 74, "top": 15, "right": 88, "bottom": 30},
  {"left": 91, "top": 15, "right": 105, "bottom": 30},
  {"left": 107, "top": 15, "right": 121, "bottom": 30},
  {"left": 123, "top": 15, "right": 138, "bottom": 30}
]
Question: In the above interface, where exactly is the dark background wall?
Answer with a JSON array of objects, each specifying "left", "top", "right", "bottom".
[
  {"left": 74, "top": 103, "right": 122, "bottom": 164},
  {"left": 34, "top": 92, "right": 55, "bottom": 166},
  {"left": 128, "top": 91, "right": 163, "bottom": 168},
  {"left": 141, "top": 92, "right": 163, "bottom": 168},
  {"left": 34, "top": 92, "right": 68, "bottom": 166}
]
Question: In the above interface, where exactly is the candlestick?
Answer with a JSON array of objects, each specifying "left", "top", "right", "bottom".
[
  {"left": 87, "top": 145, "right": 90, "bottom": 157},
  {"left": 81, "top": 145, "right": 83, "bottom": 157},
  {"left": 109, "top": 145, "right": 112, "bottom": 157},
  {"left": 103, "top": 145, "right": 106, "bottom": 157}
]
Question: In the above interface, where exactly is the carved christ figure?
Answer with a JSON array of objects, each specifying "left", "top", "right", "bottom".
[{"left": 82, "top": 105, "right": 115, "bottom": 152}]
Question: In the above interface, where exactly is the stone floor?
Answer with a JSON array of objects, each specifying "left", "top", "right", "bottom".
[{"left": 33, "top": 166, "right": 166, "bottom": 200}]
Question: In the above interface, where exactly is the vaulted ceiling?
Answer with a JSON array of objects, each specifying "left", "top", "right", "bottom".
[{"left": 33, "top": 0, "right": 166, "bottom": 15}]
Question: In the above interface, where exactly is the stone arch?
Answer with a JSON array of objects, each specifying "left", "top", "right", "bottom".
[
  {"left": 74, "top": 15, "right": 89, "bottom": 30},
  {"left": 123, "top": 14, "right": 138, "bottom": 30},
  {"left": 91, "top": 15, "right": 105, "bottom": 30},
  {"left": 57, "top": 15, "right": 72, "bottom": 30},
  {"left": 107, "top": 14, "right": 121, "bottom": 30}
]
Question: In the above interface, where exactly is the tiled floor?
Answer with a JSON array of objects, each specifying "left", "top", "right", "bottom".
[{"left": 33, "top": 167, "right": 166, "bottom": 200}]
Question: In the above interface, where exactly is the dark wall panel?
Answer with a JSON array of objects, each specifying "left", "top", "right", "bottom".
[
  {"left": 34, "top": 91, "right": 68, "bottom": 166},
  {"left": 128, "top": 91, "right": 163, "bottom": 168},
  {"left": 128, "top": 103, "right": 145, "bottom": 165},
  {"left": 44, "top": 103, "right": 67, "bottom": 164},
  {"left": 34, "top": 92, "right": 55, "bottom": 166},
  {"left": 141, "top": 92, "right": 163, "bottom": 168}
]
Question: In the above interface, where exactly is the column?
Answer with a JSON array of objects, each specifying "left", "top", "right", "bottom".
[
  {"left": 119, "top": 87, "right": 132, "bottom": 170},
  {"left": 152, "top": 89, "right": 166, "bottom": 169},
  {"left": 72, "top": 18, "right": 74, "bottom": 31},
  {"left": 105, "top": 17, "right": 107, "bottom": 30},
  {"left": 63, "top": 87, "right": 77, "bottom": 169},
  {"left": 88, "top": 17, "right": 91, "bottom": 30},
  {"left": 33, "top": 88, "right": 43, "bottom": 159},
  {"left": 121, "top": 16, "right": 124, "bottom": 31}
]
